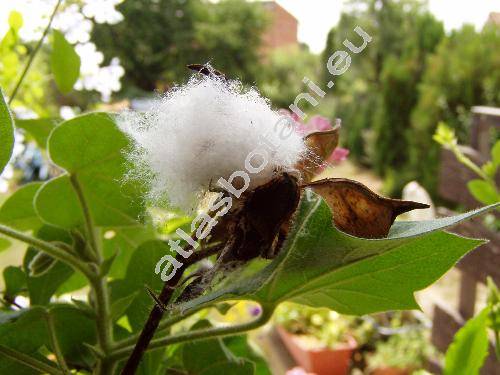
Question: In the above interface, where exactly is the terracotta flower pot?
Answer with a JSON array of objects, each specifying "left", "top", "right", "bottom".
[{"left": 277, "top": 326, "right": 357, "bottom": 375}]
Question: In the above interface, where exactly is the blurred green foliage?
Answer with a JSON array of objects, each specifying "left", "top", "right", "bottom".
[
  {"left": 322, "top": 0, "right": 445, "bottom": 192},
  {"left": 442, "top": 278, "right": 500, "bottom": 375},
  {"left": 91, "top": 0, "right": 267, "bottom": 93},
  {"left": 410, "top": 25, "right": 500, "bottom": 193},
  {"left": 275, "top": 302, "right": 375, "bottom": 349},
  {"left": 321, "top": 0, "right": 499, "bottom": 196},
  {"left": 0, "top": 12, "right": 53, "bottom": 115},
  {"left": 368, "top": 330, "right": 434, "bottom": 371},
  {"left": 258, "top": 46, "right": 320, "bottom": 109}
]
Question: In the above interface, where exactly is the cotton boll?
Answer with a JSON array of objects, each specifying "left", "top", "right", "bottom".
[{"left": 118, "top": 73, "right": 306, "bottom": 211}]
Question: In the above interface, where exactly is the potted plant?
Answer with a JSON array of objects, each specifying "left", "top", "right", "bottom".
[
  {"left": 367, "top": 330, "right": 435, "bottom": 375},
  {"left": 275, "top": 303, "right": 371, "bottom": 375}
]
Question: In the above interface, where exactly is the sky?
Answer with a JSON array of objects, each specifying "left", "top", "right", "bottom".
[{"left": 273, "top": 0, "right": 500, "bottom": 53}]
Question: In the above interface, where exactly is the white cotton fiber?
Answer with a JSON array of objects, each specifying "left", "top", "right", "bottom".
[{"left": 118, "top": 71, "right": 306, "bottom": 211}]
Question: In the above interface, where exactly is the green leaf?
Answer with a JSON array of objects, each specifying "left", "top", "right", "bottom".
[
  {"left": 3, "top": 266, "right": 26, "bottom": 299},
  {"left": 35, "top": 112, "right": 145, "bottom": 228},
  {"left": 15, "top": 118, "right": 58, "bottom": 149},
  {"left": 180, "top": 192, "right": 495, "bottom": 315},
  {"left": 35, "top": 174, "right": 83, "bottom": 228},
  {"left": 23, "top": 226, "right": 74, "bottom": 305},
  {"left": 8, "top": 11, "right": 23, "bottom": 31},
  {"left": 100, "top": 250, "right": 118, "bottom": 276},
  {"left": 0, "top": 305, "right": 96, "bottom": 371},
  {"left": 0, "top": 182, "right": 43, "bottom": 231},
  {"left": 103, "top": 226, "right": 157, "bottom": 278},
  {"left": 162, "top": 215, "right": 193, "bottom": 234},
  {"left": 0, "top": 237, "right": 10, "bottom": 252},
  {"left": 181, "top": 321, "right": 256, "bottom": 375},
  {"left": 467, "top": 179, "right": 499, "bottom": 205},
  {"left": 51, "top": 30, "right": 80, "bottom": 94},
  {"left": 56, "top": 269, "right": 87, "bottom": 296},
  {"left": 199, "top": 359, "right": 255, "bottom": 375},
  {"left": 182, "top": 321, "right": 231, "bottom": 374},
  {"left": 0, "top": 88, "right": 14, "bottom": 175},
  {"left": 71, "top": 298, "right": 95, "bottom": 318},
  {"left": 444, "top": 307, "right": 489, "bottom": 375},
  {"left": 492, "top": 140, "right": 500, "bottom": 167},
  {"left": 48, "top": 304, "right": 96, "bottom": 368},
  {"left": 214, "top": 302, "right": 235, "bottom": 315},
  {"left": 0, "top": 307, "right": 50, "bottom": 374},
  {"left": 136, "top": 348, "right": 166, "bottom": 375},
  {"left": 225, "top": 335, "right": 271, "bottom": 375},
  {"left": 110, "top": 291, "right": 138, "bottom": 322},
  {"left": 433, "top": 122, "right": 456, "bottom": 148},
  {"left": 482, "top": 161, "right": 496, "bottom": 180},
  {"left": 110, "top": 240, "right": 174, "bottom": 331}
]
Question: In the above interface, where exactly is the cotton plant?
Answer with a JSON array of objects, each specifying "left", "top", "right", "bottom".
[
  {"left": 0, "top": 64, "right": 497, "bottom": 375},
  {"left": 115, "top": 66, "right": 495, "bottom": 372}
]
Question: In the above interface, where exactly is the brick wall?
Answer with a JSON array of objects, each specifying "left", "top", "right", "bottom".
[{"left": 261, "top": 1, "right": 298, "bottom": 54}]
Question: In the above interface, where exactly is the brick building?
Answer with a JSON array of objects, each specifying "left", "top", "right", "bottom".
[
  {"left": 260, "top": 1, "right": 298, "bottom": 54},
  {"left": 486, "top": 12, "right": 500, "bottom": 26}
]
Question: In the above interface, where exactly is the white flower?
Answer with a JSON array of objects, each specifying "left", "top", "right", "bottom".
[
  {"left": 82, "top": 0, "right": 124, "bottom": 24},
  {"left": 74, "top": 44, "right": 124, "bottom": 102},
  {"left": 118, "top": 72, "right": 306, "bottom": 211},
  {"left": 53, "top": 4, "right": 92, "bottom": 44}
]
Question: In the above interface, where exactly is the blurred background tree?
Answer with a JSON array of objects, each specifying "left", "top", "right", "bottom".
[
  {"left": 194, "top": 0, "right": 267, "bottom": 84},
  {"left": 320, "top": 0, "right": 499, "bottom": 196},
  {"left": 91, "top": 0, "right": 267, "bottom": 94},
  {"left": 409, "top": 24, "right": 500, "bottom": 194},
  {"left": 258, "top": 45, "right": 320, "bottom": 108}
]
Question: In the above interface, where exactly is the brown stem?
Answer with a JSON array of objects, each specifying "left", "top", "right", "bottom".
[{"left": 120, "top": 243, "right": 221, "bottom": 374}]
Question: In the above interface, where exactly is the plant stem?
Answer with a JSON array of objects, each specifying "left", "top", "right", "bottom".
[
  {"left": 91, "top": 276, "right": 114, "bottom": 352},
  {"left": 69, "top": 174, "right": 114, "bottom": 370},
  {"left": 0, "top": 344, "right": 63, "bottom": 375},
  {"left": 120, "top": 242, "right": 221, "bottom": 374},
  {"left": 45, "top": 311, "right": 71, "bottom": 374},
  {"left": 114, "top": 305, "right": 205, "bottom": 350},
  {"left": 70, "top": 175, "right": 100, "bottom": 259},
  {"left": 0, "top": 223, "right": 93, "bottom": 277},
  {"left": 95, "top": 359, "right": 117, "bottom": 375},
  {"left": 149, "top": 304, "right": 272, "bottom": 349},
  {"left": 120, "top": 253, "right": 188, "bottom": 374},
  {"left": 8, "top": 0, "right": 63, "bottom": 105},
  {"left": 451, "top": 146, "right": 492, "bottom": 182},
  {"left": 111, "top": 305, "right": 273, "bottom": 361}
]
